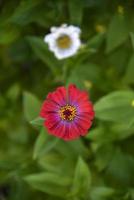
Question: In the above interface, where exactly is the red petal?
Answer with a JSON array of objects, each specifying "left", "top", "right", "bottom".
[
  {"left": 40, "top": 100, "right": 59, "bottom": 118},
  {"left": 47, "top": 122, "right": 65, "bottom": 139},
  {"left": 78, "top": 101, "right": 94, "bottom": 115},
  {"left": 72, "top": 121, "right": 88, "bottom": 137},
  {"left": 45, "top": 115, "right": 60, "bottom": 129},
  {"left": 68, "top": 84, "right": 89, "bottom": 105},
  {"left": 77, "top": 116, "right": 92, "bottom": 129},
  {"left": 47, "top": 122, "right": 80, "bottom": 141},
  {"left": 40, "top": 84, "right": 94, "bottom": 141},
  {"left": 47, "top": 86, "right": 66, "bottom": 106}
]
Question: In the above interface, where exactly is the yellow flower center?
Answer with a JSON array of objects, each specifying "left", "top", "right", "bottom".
[
  {"left": 59, "top": 104, "right": 77, "bottom": 121},
  {"left": 56, "top": 35, "right": 72, "bottom": 49}
]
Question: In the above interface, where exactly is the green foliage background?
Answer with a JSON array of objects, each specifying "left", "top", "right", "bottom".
[{"left": 0, "top": 0, "right": 134, "bottom": 199}]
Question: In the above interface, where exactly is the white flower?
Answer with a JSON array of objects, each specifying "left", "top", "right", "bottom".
[{"left": 44, "top": 24, "right": 81, "bottom": 59}]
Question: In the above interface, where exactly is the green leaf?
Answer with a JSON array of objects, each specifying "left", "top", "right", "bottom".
[
  {"left": 67, "top": 63, "right": 102, "bottom": 90},
  {"left": 24, "top": 172, "right": 72, "bottom": 197},
  {"left": 95, "top": 91, "right": 134, "bottom": 123},
  {"left": 33, "top": 128, "right": 47, "bottom": 159},
  {"left": 55, "top": 139, "right": 88, "bottom": 160},
  {"left": 124, "top": 53, "right": 134, "bottom": 84},
  {"left": 86, "top": 123, "right": 134, "bottom": 143},
  {"left": 33, "top": 129, "right": 59, "bottom": 159},
  {"left": 30, "top": 117, "right": 44, "bottom": 127},
  {"left": 6, "top": 83, "right": 20, "bottom": 100},
  {"left": 90, "top": 187, "right": 115, "bottom": 200},
  {"left": 0, "top": 25, "right": 20, "bottom": 45},
  {"left": 38, "top": 152, "right": 64, "bottom": 173},
  {"left": 129, "top": 118, "right": 134, "bottom": 129},
  {"left": 27, "top": 36, "right": 61, "bottom": 75},
  {"left": 106, "top": 14, "right": 129, "bottom": 53},
  {"left": 130, "top": 32, "right": 134, "bottom": 49},
  {"left": 73, "top": 34, "right": 105, "bottom": 64},
  {"left": 111, "top": 123, "right": 134, "bottom": 140},
  {"left": 86, "top": 33, "right": 105, "bottom": 50},
  {"left": 9, "top": 178, "right": 30, "bottom": 200},
  {"left": 129, "top": 189, "right": 134, "bottom": 199},
  {"left": 69, "top": 0, "right": 84, "bottom": 25},
  {"left": 86, "top": 126, "right": 104, "bottom": 141},
  {"left": 67, "top": 139, "right": 88, "bottom": 158},
  {"left": 94, "top": 144, "right": 115, "bottom": 171},
  {"left": 10, "top": 0, "right": 43, "bottom": 25},
  {"left": 23, "top": 92, "right": 41, "bottom": 121},
  {"left": 69, "top": 157, "right": 91, "bottom": 198},
  {"left": 106, "top": 149, "right": 134, "bottom": 186}
]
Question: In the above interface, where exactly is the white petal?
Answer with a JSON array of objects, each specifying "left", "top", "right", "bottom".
[
  {"left": 44, "top": 34, "right": 53, "bottom": 43},
  {"left": 52, "top": 28, "right": 68, "bottom": 39},
  {"left": 44, "top": 24, "right": 82, "bottom": 59},
  {"left": 54, "top": 45, "right": 78, "bottom": 59},
  {"left": 50, "top": 27, "right": 57, "bottom": 33},
  {"left": 67, "top": 25, "right": 81, "bottom": 34},
  {"left": 70, "top": 34, "right": 81, "bottom": 48},
  {"left": 61, "top": 23, "right": 67, "bottom": 28}
]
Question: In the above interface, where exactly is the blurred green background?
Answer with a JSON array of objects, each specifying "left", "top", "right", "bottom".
[{"left": 0, "top": 0, "right": 134, "bottom": 199}]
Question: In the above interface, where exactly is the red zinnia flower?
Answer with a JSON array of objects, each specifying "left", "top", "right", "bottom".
[{"left": 40, "top": 84, "right": 94, "bottom": 140}]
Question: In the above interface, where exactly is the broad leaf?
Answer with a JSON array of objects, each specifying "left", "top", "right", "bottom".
[
  {"left": 23, "top": 92, "right": 41, "bottom": 121},
  {"left": 95, "top": 91, "right": 134, "bottom": 123},
  {"left": 67, "top": 63, "right": 102, "bottom": 90},
  {"left": 33, "top": 129, "right": 59, "bottom": 159},
  {"left": 24, "top": 172, "right": 72, "bottom": 197},
  {"left": 90, "top": 187, "right": 115, "bottom": 200}
]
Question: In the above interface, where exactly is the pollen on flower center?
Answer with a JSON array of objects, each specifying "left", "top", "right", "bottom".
[
  {"left": 56, "top": 35, "right": 72, "bottom": 49},
  {"left": 59, "top": 104, "right": 76, "bottom": 121}
]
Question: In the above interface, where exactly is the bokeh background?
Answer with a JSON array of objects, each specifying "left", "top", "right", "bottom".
[{"left": 0, "top": 0, "right": 134, "bottom": 199}]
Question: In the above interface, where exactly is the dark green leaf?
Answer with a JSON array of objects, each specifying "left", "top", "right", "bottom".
[
  {"left": 10, "top": 0, "right": 43, "bottom": 25},
  {"left": 106, "top": 14, "right": 129, "bottom": 53},
  {"left": 69, "top": 0, "right": 84, "bottom": 25},
  {"left": 27, "top": 36, "right": 61, "bottom": 75},
  {"left": 0, "top": 25, "right": 20, "bottom": 45},
  {"left": 106, "top": 150, "right": 134, "bottom": 186},
  {"left": 130, "top": 32, "right": 134, "bottom": 49},
  {"left": 124, "top": 53, "right": 134, "bottom": 84},
  {"left": 86, "top": 33, "right": 105, "bottom": 50}
]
